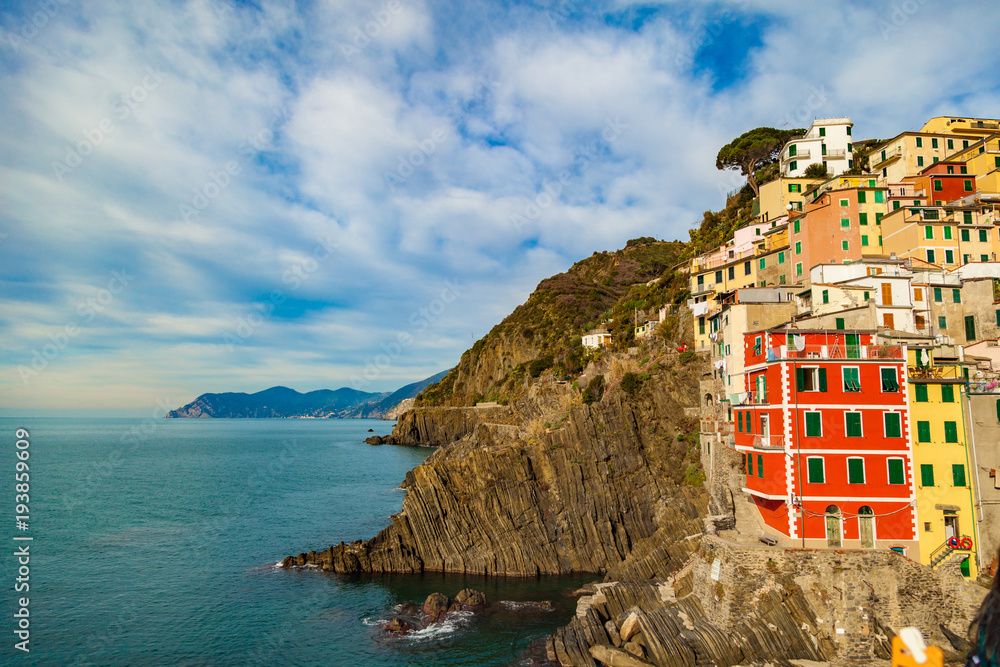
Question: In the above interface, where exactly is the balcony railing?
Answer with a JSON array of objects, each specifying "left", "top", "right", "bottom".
[
  {"left": 824, "top": 149, "right": 847, "bottom": 159},
  {"left": 873, "top": 145, "right": 902, "bottom": 166},
  {"left": 753, "top": 435, "right": 786, "bottom": 451},
  {"left": 733, "top": 390, "right": 768, "bottom": 405},
  {"left": 783, "top": 149, "right": 811, "bottom": 163},
  {"left": 766, "top": 344, "right": 903, "bottom": 361},
  {"left": 908, "top": 365, "right": 963, "bottom": 380}
]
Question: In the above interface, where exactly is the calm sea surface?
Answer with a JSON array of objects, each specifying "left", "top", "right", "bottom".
[{"left": 0, "top": 418, "right": 593, "bottom": 666}]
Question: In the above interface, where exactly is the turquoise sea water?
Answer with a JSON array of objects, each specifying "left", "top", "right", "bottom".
[{"left": 1, "top": 418, "right": 593, "bottom": 666}]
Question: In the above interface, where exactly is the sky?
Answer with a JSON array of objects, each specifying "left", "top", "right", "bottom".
[{"left": 2, "top": 0, "right": 1000, "bottom": 413}]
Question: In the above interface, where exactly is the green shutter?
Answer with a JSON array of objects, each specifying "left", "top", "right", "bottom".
[
  {"left": 796, "top": 368, "right": 805, "bottom": 392},
  {"left": 848, "top": 458, "right": 865, "bottom": 483},
  {"left": 944, "top": 421, "right": 958, "bottom": 443},
  {"left": 859, "top": 212, "right": 868, "bottom": 225},
  {"left": 808, "top": 458, "right": 824, "bottom": 483},
  {"left": 915, "top": 384, "right": 928, "bottom": 402},
  {"left": 881, "top": 368, "right": 898, "bottom": 391},
  {"left": 836, "top": 317, "right": 845, "bottom": 330},
  {"left": 934, "top": 287, "right": 942, "bottom": 302},
  {"left": 858, "top": 190, "right": 866, "bottom": 203},
  {"left": 885, "top": 413, "right": 901, "bottom": 438},
  {"left": 953, "top": 289, "right": 961, "bottom": 303},
  {"left": 941, "top": 384, "right": 954, "bottom": 403},
  {"left": 747, "top": 452, "right": 753, "bottom": 475},
  {"left": 806, "top": 412, "right": 821, "bottom": 436},
  {"left": 757, "top": 454, "right": 763, "bottom": 479},
  {"left": 737, "top": 411, "right": 743, "bottom": 432},
  {"left": 920, "top": 464, "right": 934, "bottom": 486},
  {"left": 965, "top": 315, "right": 977, "bottom": 341},
  {"left": 917, "top": 421, "right": 931, "bottom": 442},
  {"left": 888, "top": 459, "right": 905, "bottom": 484},
  {"left": 818, "top": 368, "right": 827, "bottom": 392},
  {"left": 846, "top": 412, "right": 862, "bottom": 437},
  {"left": 952, "top": 464, "right": 966, "bottom": 487},
  {"left": 996, "top": 398, "right": 1000, "bottom": 422}
]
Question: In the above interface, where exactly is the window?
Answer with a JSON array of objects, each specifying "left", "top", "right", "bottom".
[
  {"left": 927, "top": 249, "right": 936, "bottom": 264},
  {"left": 933, "top": 287, "right": 942, "bottom": 302},
  {"left": 916, "top": 137, "right": 923, "bottom": 148},
  {"left": 822, "top": 289, "right": 829, "bottom": 304},
  {"left": 953, "top": 464, "right": 966, "bottom": 487},
  {"left": 920, "top": 463, "right": 934, "bottom": 486},
  {"left": 941, "top": 384, "right": 955, "bottom": 403},
  {"left": 848, "top": 458, "right": 865, "bottom": 484},
  {"left": 790, "top": 160, "right": 797, "bottom": 171},
  {"left": 793, "top": 220, "right": 800, "bottom": 233},
  {"left": 924, "top": 226, "right": 934, "bottom": 240},
  {"left": 917, "top": 421, "right": 931, "bottom": 442},
  {"left": 914, "top": 287, "right": 923, "bottom": 301},
  {"left": 846, "top": 126, "right": 851, "bottom": 136},
  {"left": 789, "top": 144, "right": 797, "bottom": 157},
  {"left": 737, "top": 411, "right": 743, "bottom": 432},
  {"left": 757, "top": 454, "right": 763, "bottom": 479},
  {"left": 888, "top": 458, "right": 905, "bottom": 485},
  {"left": 795, "top": 241, "right": 802, "bottom": 254},
  {"left": 843, "top": 367, "right": 860, "bottom": 392},
  {"left": 964, "top": 210, "right": 973, "bottom": 223},
  {"left": 836, "top": 317, "right": 845, "bottom": 330},
  {"left": 778, "top": 251, "right": 785, "bottom": 264},
  {"left": 939, "top": 315, "right": 947, "bottom": 329},
  {"left": 948, "top": 165, "right": 955, "bottom": 174},
  {"left": 932, "top": 138, "right": 938, "bottom": 148},
  {"left": 947, "top": 139, "right": 954, "bottom": 150},
  {"left": 807, "top": 457, "right": 825, "bottom": 483},
  {"left": 933, "top": 179, "right": 943, "bottom": 191},
  {"left": 789, "top": 183, "right": 800, "bottom": 193},
  {"left": 759, "top": 257, "right": 766, "bottom": 270},
  {"left": 962, "top": 229, "right": 971, "bottom": 242},
  {"left": 747, "top": 452, "right": 753, "bottom": 476},
  {"left": 797, "top": 367, "right": 827, "bottom": 392},
  {"left": 917, "top": 156, "right": 924, "bottom": 167},
  {"left": 841, "top": 217, "right": 850, "bottom": 228},
  {"left": 839, "top": 198, "right": 849, "bottom": 207},
  {"left": 859, "top": 213, "right": 868, "bottom": 225},
  {"left": 944, "top": 421, "right": 958, "bottom": 443},
  {"left": 697, "top": 275, "right": 704, "bottom": 287},
  {"left": 980, "top": 229, "right": 989, "bottom": 243},
  {"left": 805, "top": 411, "right": 822, "bottom": 437},
  {"left": 728, "top": 266, "right": 735, "bottom": 280},
  {"left": 945, "top": 250, "right": 954, "bottom": 265},
  {"left": 744, "top": 260, "right": 751, "bottom": 275},
  {"left": 964, "top": 179, "right": 973, "bottom": 192},
  {"left": 858, "top": 190, "right": 866, "bottom": 203},
  {"left": 953, "top": 288, "right": 961, "bottom": 303},
  {"left": 961, "top": 165, "right": 967, "bottom": 174},
  {"left": 842, "top": 240, "right": 849, "bottom": 251},
  {"left": 819, "top": 127, "right": 826, "bottom": 137},
  {"left": 864, "top": 290, "right": 870, "bottom": 301},
  {"left": 881, "top": 368, "right": 899, "bottom": 392},
  {"left": 874, "top": 190, "right": 884, "bottom": 203},
  {"left": 796, "top": 263, "right": 803, "bottom": 276},
  {"left": 862, "top": 235, "right": 869, "bottom": 247},
  {"left": 944, "top": 226, "right": 952, "bottom": 240},
  {"left": 884, "top": 413, "right": 902, "bottom": 438},
  {"left": 846, "top": 412, "right": 863, "bottom": 437},
  {"left": 915, "top": 384, "right": 928, "bottom": 402},
  {"left": 715, "top": 270, "right": 722, "bottom": 283}
]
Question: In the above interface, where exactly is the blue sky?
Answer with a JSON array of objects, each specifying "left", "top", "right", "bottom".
[{"left": 2, "top": 0, "right": 1000, "bottom": 412}]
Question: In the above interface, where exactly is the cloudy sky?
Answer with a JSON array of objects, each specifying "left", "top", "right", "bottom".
[{"left": 2, "top": 0, "right": 1000, "bottom": 413}]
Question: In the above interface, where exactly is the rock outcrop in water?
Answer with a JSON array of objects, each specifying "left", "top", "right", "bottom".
[{"left": 283, "top": 355, "right": 710, "bottom": 577}]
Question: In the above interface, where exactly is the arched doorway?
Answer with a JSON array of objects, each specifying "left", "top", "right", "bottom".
[
  {"left": 825, "top": 505, "right": 842, "bottom": 548},
  {"left": 859, "top": 506, "right": 874, "bottom": 548}
]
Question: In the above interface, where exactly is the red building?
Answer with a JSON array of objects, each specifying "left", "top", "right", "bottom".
[
  {"left": 733, "top": 328, "right": 919, "bottom": 556},
  {"left": 906, "top": 161, "right": 977, "bottom": 206}
]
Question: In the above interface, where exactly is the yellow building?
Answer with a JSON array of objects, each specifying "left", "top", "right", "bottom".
[
  {"left": 757, "top": 176, "right": 823, "bottom": 222},
  {"left": 919, "top": 116, "right": 1000, "bottom": 137},
  {"left": 908, "top": 348, "right": 980, "bottom": 579},
  {"left": 939, "top": 132, "right": 1000, "bottom": 195}
]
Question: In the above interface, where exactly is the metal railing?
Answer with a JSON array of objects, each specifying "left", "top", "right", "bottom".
[
  {"left": 783, "top": 149, "right": 811, "bottom": 163},
  {"left": 929, "top": 535, "right": 975, "bottom": 568},
  {"left": 766, "top": 344, "right": 903, "bottom": 361},
  {"left": 753, "top": 435, "right": 785, "bottom": 451}
]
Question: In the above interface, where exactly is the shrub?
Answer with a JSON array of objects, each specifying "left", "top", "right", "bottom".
[
  {"left": 803, "top": 162, "right": 829, "bottom": 179},
  {"left": 679, "top": 350, "right": 698, "bottom": 364},
  {"left": 582, "top": 375, "right": 604, "bottom": 404},
  {"left": 685, "top": 463, "right": 706, "bottom": 487},
  {"left": 620, "top": 372, "right": 643, "bottom": 396},
  {"left": 528, "top": 356, "right": 554, "bottom": 378}
]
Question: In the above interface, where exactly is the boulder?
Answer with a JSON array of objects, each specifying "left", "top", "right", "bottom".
[
  {"left": 422, "top": 592, "right": 450, "bottom": 621},
  {"left": 619, "top": 611, "right": 641, "bottom": 642},
  {"left": 588, "top": 644, "right": 654, "bottom": 667},
  {"left": 623, "top": 641, "right": 645, "bottom": 658},
  {"left": 605, "top": 619, "right": 622, "bottom": 647},
  {"left": 383, "top": 618, "right": 415, "bottom": 634},
  {"left": 454, "top": 588, "right": 487, "bottom": 607},
  {"left": 364, "top": 436, "right": 384, "bottom": 445}
]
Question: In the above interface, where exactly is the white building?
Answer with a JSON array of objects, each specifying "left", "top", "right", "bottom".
[
  {"left": 582, "top": 330, "right": 612, "bottom": 349},
  {"left": 779, "top": 117, "right": 855, "bottom": 179}
]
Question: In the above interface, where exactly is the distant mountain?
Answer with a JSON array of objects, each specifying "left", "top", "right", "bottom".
[{"left": 166, "top": 371, "right": 451, "bottom": 419}]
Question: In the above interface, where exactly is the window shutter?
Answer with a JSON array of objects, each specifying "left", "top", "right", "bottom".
[
  {"left": 846, "top": 413, "right": 862, "bottom": 437},
  {"left": 953, "top": 464, "right": 966, "bottom": 486},
  {"left": 818, "top": 368, "right": 827, "bottom": 392},
  {"left": 808, "top": 458, "right": 824, "bottom": 483},
  {"left": 888, "top": 459, "right": 904, "bottom": 484},
  {"left": 796, "top": 368, "right": 805, "bottom": 392},
  {"left": 757, "top": 455, "right": 763, "bottom": 479},
  {"left": 944, "top": 421, "right": 958, "bottom": 443},
  {"left": 920, "top": 464, "right": 934, "bottom": 486},
  {"left": 941, "top": 384, "right": 954, "bottom": 403},
  {"left": 748, "top": 453, "right": 753, "bottom": 475},
  {"left": 915, "top": 384, "right": 928, "bottom": 402},
  {"left": 917, "top": 421, "right": 931, "bottom": 442},
  {"left": 848, "top": 459, "right": 865, "bottom": 483}
]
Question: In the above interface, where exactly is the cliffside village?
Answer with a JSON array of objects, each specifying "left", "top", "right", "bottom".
[{"left": 591, "top": 116, "right": 1000, "bottom": 582}]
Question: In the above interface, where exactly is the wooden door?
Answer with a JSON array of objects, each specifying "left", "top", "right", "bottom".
[
  {"left": 826, "top": 506, "right": 842, "bottom": 547},
  {"left": 881, "top": 283, "right": 893, "bottom": 305},
  {"left": 859, "top": 507, "right": 874, "bottom": 548}
]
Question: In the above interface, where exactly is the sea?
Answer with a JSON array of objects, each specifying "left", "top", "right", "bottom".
[{"left": 0, "top": 418, "right": 594, "bottom": 666}]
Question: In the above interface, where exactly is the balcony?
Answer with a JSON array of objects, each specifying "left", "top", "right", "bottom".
[
  {"left": 766, "top": 343, "right": 903, "bottom": 361},
  {"left": 782, "top": 149, "right": 811, "bottom": 164},
  {"left": 872, "top": 145, "right": 902, "bottom": 166},
  {"left": 824, "top": 149, "right": 847, "bottom": 159},
  {"left": 733, "top": 390, "right": 768, "bottom": 405},
  {"left": 908, "top": 365, "right": 964, "bottom": 380},
  {"left": 753, "top": 435, "right": 786, "bottom": 451}
]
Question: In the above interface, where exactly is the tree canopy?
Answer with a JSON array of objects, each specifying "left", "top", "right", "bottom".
[
  {"left": 803, "top": 162, "right": 830, "bottom": 179},
  {"left": 716, "top": 127, "right": 803, "bottom": 196}
]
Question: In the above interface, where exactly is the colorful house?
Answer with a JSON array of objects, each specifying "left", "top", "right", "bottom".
[
  {"left": 734, "top": 329, "right": 918, "bottom": 555},
  {"left": 907, "top": 346, "right": 979, "bottom": 578},
  {"left": 779, "top": 118, "right": 855, "bottom": 178}
]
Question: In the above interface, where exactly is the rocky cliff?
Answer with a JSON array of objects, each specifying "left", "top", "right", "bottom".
[{"left": 284, "top": 348, "right": 712, "bottom": 577}]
